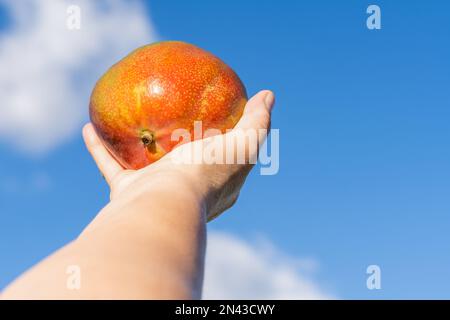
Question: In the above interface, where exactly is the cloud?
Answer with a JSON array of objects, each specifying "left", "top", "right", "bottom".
[
  {"left": 203, "top": 231, "right": 335, "bottom": 299},
  {"left": 0, "top": 0, "right": 156, "bottom": 153}
]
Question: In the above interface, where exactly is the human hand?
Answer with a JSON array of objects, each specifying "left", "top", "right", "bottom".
[
  {"left": 1, "top": 91, "right": 274, "bottom": 299},
  {"left": 83, "top": 90, "right": 274, "bottom": 221}
]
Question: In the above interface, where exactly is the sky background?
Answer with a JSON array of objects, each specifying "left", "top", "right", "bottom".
[{"left": 1, "top": 0, "right": 450, "bottom": 299}]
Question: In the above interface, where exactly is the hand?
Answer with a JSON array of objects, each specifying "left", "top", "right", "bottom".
[
  {"left": 83, "top": 90, "right": 275, "bottom": 221},
  {"left": 0, "top": 90, "right": 274, "bottom": 300}
]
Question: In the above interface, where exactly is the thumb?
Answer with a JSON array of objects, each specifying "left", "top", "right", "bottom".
[{"left": 82, "top": 123, "right": 125, "bottom": 186}]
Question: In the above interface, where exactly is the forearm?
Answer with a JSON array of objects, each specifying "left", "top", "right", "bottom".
[{"left": 1, "top": 184, "right": 207, "bottom": 299}]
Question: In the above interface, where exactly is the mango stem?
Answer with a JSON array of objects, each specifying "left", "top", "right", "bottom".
[{"left": 140, "top": 130, "right": 154, "bottom": 146}]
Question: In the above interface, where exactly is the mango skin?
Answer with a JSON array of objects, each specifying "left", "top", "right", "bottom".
[{"left": 89, "top": 41, "right": 247, "bottom": 169}]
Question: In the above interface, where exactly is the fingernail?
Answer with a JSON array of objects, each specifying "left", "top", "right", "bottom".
[{"left": 264, "top": 91, "right": 275, "bottom": 111}]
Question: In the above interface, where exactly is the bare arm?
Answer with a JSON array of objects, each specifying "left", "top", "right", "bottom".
[{"left": 0, "top": 90, "right": 274, "bottom": 299}]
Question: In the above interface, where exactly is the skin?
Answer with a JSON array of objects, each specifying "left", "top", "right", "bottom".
[
  {"left": 90, "top": 41, "right": 247, "bottom": 169},
  {"left": 0, "top": 90, "right": 274, "bottom": 299}
]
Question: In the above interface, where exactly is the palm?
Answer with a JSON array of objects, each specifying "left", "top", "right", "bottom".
[{"left": 82, "top": 90, "right": 274, "bottom": 220}]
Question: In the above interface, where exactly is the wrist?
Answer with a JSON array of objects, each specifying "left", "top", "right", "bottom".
[
  {"left": 83, "top": 171, "right": 207, "bottom": 237},
  {"left": 134, "top": 166, "right": 209, "bottom": 219}
]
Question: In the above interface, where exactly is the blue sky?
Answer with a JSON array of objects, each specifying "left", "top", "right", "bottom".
[{"left": 1, "top": 0, "right": 450, "bottom": 299}]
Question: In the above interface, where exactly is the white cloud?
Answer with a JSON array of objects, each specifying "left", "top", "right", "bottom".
[
  {"left": 203, "top": 231, "right": 335, "bottom": 299},
  {"left": 0, "top": 0, "right": 157, "bottom": 153}
]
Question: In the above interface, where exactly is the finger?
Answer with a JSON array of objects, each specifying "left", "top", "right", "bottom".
[
  {"left": 82, "top": 123, "right": 125, "bottom": 185},
  {"left": 234, "top": 90, "right": 275, "bottom": 133},
  {"left": 220, "top": 90, "right": 275, "bottom": 165},
  {"left": 233, "top": 90, "right": 275, "bottom": 149}
]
